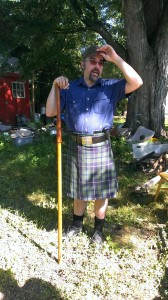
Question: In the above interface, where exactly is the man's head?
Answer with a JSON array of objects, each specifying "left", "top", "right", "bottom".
[
  {"left": 81, "top": 45, "right": 105, "bottom": 85},
  {"left": 82, "top": 45, "right": 104, "bottom": 60}
]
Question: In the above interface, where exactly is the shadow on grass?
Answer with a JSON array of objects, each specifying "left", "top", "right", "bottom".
[
  {"left": 0, "top": 135, "right": 72, "bottom": 231},
  {"left": 105, "top": 190, "right": 167, "bottom": 250},
  {"left": 0, "top": 196, "right": 57, "bottom": 231},
  {"left": 0, "top": 133, "right": 166, "bottom": 234},
  {"left": 153, "top": 266, "right": 168, "bottom": 300},
  {"left": 0, "top": 191, "right": 73, "bottom": 232},
  {"left": 158, "top": 265, "right": 168, "bottom": 299},
  {"left": 154, "top": 208, "right": 168, "bottom": 224},
  {"left": 0, "top": 269, "right": 62, "bottom": 300}
]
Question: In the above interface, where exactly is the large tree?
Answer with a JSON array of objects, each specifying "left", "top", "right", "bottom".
[
  {"left": 68, "top": 0, "right": 168, "bottom": 135},
  {"left": 123, "top": 0, "right": 168, "bottom": 135},
  {"left": 0, "top": 0, "right": 168, "bottom": 136}
]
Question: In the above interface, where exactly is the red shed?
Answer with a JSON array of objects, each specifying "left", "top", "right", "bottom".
[{"left": 0, "top": 72, "right": 31, "bottom": 125}]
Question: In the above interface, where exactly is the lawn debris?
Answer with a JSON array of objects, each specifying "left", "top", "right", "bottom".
[
  {"left": 136, "top": 152, "right": 168, "bottom": 175},
  {"left": 135, "top": 174, "right": 162, "bottom": 193}
]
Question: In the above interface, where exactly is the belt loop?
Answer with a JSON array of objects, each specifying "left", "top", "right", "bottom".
[{"left": 103, "top": 128, "right": 110, "bottom": 140}]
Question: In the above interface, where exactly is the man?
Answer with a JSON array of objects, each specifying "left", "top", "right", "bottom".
[{"left": 46, "top": 44, "right": 143, "bottom": 243}]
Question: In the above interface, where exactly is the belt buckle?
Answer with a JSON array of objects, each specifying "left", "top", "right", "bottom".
[{"left": 81, "top": 136, "right": 92, "bottom": 145}]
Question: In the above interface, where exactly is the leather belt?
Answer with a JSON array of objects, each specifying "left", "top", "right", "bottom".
[{"left": 70, "top": 133, "right": 109, "bottom": 145}]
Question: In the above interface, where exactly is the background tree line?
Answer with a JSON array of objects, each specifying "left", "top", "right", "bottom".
[{"left": 0, "top": 0, "right": 168, "bottom": 135}]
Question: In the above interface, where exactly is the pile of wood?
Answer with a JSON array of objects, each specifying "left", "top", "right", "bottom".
[{"left": 136, "top": 151, "right": 168, "bottom": 175}]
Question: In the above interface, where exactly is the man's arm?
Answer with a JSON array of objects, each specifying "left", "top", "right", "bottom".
[
  {"left": 97, "top": 45, "right": 143, "bottom": 94},
  {"left": 46, "top": 76, "right": 69, "bottom": 117}
]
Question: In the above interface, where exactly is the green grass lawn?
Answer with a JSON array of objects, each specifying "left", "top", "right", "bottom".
[
  {"left": 0, "top": 127, "right": 167, "bottom": 238},
  {"left": 0, "top": 126, "right": 167, "bottom": 299},
  {"left": 165, "top": 118, "right": 168, "bottom": 131}
]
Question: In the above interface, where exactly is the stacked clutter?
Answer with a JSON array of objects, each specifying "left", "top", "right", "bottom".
[
  {"left": 11, "top": 128, "right": 34, "bottom": 147},
  {"left": 131, "top": 126, "right": 168, "bottom": 175},
  {"left": 136, "top": 151, "right": 168, "bottom": 175}
]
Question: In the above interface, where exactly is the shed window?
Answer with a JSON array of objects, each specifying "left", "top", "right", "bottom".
[{"left": 12, "top": 82, "right": 25, "bottom": 98}]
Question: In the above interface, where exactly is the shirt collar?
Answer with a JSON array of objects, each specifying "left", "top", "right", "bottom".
[{"left": 77, "top": 77, "right": 103, "bottom": 87}]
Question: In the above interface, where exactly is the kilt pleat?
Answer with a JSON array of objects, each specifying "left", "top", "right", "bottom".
[{"left": 63, "top": 137, "right": 118, "bottom": 201}]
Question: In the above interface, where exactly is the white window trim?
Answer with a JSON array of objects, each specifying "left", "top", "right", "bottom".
[{"left": 12, "top": 81, "right": 25, "bottom": 98}]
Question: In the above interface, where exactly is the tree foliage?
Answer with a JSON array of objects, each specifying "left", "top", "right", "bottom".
[
  {"left": 0, "top": 0, "right": 125, "bottom": 76},
  {"left": 0, "top": 0, "right": 168, "bottom": 135}
]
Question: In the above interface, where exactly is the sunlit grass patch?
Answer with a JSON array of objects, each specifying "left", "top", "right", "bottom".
[{"left": 0, "top": 123, "right": 167, "bottom": 299}]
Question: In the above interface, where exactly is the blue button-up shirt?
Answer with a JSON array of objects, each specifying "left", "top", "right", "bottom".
[{"left": 60, "top": 77, "right": 126, "bottom": 134}]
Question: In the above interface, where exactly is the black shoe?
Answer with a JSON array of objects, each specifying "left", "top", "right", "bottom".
[
  {"left": 63, "top": 225, "right": 82, "bottom": 238},
  {"left": 90, "top": 230, "right": 103, "bottom": 244}
]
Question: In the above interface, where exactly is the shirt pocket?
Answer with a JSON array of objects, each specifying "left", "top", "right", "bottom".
[
  {"left": 93, "top": 96, "right": 110, "bottom": 114},
  {"left": 68, "top": 98, "right": 82, "bottom": 114}
]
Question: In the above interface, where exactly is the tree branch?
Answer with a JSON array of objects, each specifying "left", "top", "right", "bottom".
[{"left": 69, "top": 0, "right": 127, "bottom": 60}]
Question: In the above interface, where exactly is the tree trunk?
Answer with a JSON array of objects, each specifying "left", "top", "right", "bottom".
[
  {"left": 70, "top": 0, "right": 168, "bottom": 136},
  {"left": 123, "top": 0, "right": 168, "bottom": 136}
]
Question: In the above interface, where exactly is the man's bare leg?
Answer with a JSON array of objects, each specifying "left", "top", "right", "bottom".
[
  {"left": 95, "top": 198, "right": 108, "bottom": 219},
  {"left": 91, "top": 198, "right": 108, "bottom": 243},
  {"left": 65, "top": 199, "right": 87, "bottom": 237},
  {"left": 74, "top": 199, "right": 88, "bottom": 216}
]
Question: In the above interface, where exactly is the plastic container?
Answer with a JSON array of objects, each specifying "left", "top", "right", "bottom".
[
  {"left": 12, "top": 136, "right": 34, "bottom": 147},
  {"left": 128, "top": 126, "right": 155, "bottom": 143},
  {"left": 132, "top": 142, "right": 168, "bottom": 159},
  {"left": 41, "top": 105, "right": 46, "bottom": 115}
]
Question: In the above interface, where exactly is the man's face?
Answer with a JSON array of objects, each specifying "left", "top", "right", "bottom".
[{"left": 81, "top": 54, "right": 104, "bottom": 85}]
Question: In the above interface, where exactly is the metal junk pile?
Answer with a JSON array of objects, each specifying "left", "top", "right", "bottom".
[{"left": 111, "top": 124, "right": 168, "bottom": 193}]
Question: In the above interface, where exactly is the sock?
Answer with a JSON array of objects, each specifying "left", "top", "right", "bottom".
[
  {"left": 94, "top": 216, "right": 105, "bottom": 232},
  {"left": 72, "top": 214, "right": 84, "bottom": 229}
]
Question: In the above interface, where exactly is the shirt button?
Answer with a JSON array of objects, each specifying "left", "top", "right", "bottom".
[
  {"left": 87, "top": 98, "right": 89, "bottom": 100},
  {"left": 86, "top": 108, "right": 89, "bottom": 111}
]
